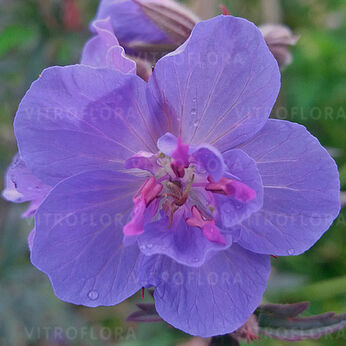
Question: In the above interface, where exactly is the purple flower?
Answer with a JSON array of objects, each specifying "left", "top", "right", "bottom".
[
  {"left": 11, "top": 16, "right": 340, "bottom": 337},
  {"left": 93, "top": 0, "right": 298, "bottom": 69},
  {"left": 259, "top": 24, "right": 300, "bottom": 68},
  {"left": 1, "top": 17, "right": 136, "bottom": 222},
  {"left": 81, "top": 17, "right": 137, "bottom": 73},
  {"left": 93, "top": 0, "right": 198, "bottom": 50}
]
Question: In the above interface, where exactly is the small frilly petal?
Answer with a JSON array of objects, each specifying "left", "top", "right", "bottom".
[
  {"left": 157, "top": 132, "right": 196, "bottom": 158},
  {"left": 148, "top": 15, "right": 280, "bottom": 151},
  {"left": 31, "top": 170, "right": 146, "bottom": 307},
  {"left": 191, "top": 144, "right": 225, "bottom": 181},
  {"left": 234, "top": 119, "right": 341, "bottom": 256},
  {"left": 215, "top": 149, "right": 263, "bottom": 229},
  {"left": 14, "top": 65, "right": 158, "bottom": 186},
  {"left": 2, "top": 154, "right": 51, "bottom": 217},
  {"left": 138, "top": 211, "right": 229, "bottom": 267},
  {"left": 82, "top": 17, "right": 136, "bottom": 73},
  {"left": 125, "top": 151, "right": 158, "bottom": 173},
  {"left": 157, "top": 132, "right": 178, "bottom": 156},
  {"left": 140, "top": 244, "right": 270, "bottom": 337},
  {"left": 2, "top": 154, "right": 50, "bottom": 203},
  {"left": 2, "top": 183, "right": 24, "bottom": 203},
  {"left": 22, "top": 199, "right": 43, "bottom": 218},
  {"left": 105, "top": 45, "right": 136, "bottom": 73}
]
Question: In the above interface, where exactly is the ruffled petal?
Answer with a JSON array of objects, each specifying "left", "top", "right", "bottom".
[
  {"left": 81, "top": 17, "right": 136, "bottom": 73},
  {"left": 148, "top": 15, "right": 280, "bottom": 150},
  {"left": 14, "top": 65, "right": 158, "bottom": 186},
  {"left": 191, "top": 144, "right": 225, "bottom": 182},
  {"left": 2, "top": 154, "right": 51, "bottom": 217},
  {"left": 141, "top": 244, "right": 270, "bottom": 337},
  {"left": 235, "top": 119, "right": 341, "bottom": 256},
  {"left": 31, "top": 170, "right": 146, "bottom": 307},
  {"left": 2, "top": 154, "right": 50, "bottom": 203},
  {"left": 157, "top": 132, "right": 178, "bottom": 156},
  {"left": 138, "top": 212, "right": 229, "bottom": 267}
]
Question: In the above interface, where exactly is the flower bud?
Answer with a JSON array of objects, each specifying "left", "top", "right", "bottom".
[
  {"left": 259, "top": 24, "right": 299, "bottom": 68},
  {"left": 130, "top": 56, "right": 153, "bottom": 82},
  {"left": 341, "top": 191, "right": 346, "bottom": 208},
  {"left": 134, "top": 0, "right": 199, "bottom": 45}
]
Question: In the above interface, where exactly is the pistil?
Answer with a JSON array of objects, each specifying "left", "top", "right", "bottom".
[{"left": 171, "top": 137, "right": 190, "bottom": 178}]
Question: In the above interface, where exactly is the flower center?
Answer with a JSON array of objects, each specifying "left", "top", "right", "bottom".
[{"left": 123, "top": 134, "right": 256, "bottom": 244}]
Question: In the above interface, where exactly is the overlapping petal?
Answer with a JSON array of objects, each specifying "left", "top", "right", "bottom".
[
  {"left": 235, "top": 119, "right": 340, "bottom": 256},
  {"left": 5, "top": 7, "right": 341, "bottom": 340},
  {"left": 81, "top": 17, "right": 136, "bottom": 73},
  {"left": 31, "top": 170, "right": 146, "bottom": 307},
  {"left": 215, "top": 149, "right": 263, "bottom": 228},
  {"left": 140, "top": 245, "right": 270, "bottom": 337},
  {"left": 148, "top": 15, "right": 281, "bottom": 150},
  {"left": 2, "top": 155, "right": 51, "bottom": 217},
  {"left": 191, "top": 144, "right": 225, "bottom": 182},
  {"left": 138, "top": 211, "right": 229, "bottom": 267},
  {"left": 14, "top": 65, "right": 159, "bottom": 186},
  {"left": 2, "top": 155, "right": 50, "bottom": 203}
]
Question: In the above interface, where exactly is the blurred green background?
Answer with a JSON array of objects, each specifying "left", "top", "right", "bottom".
[{"left": 0, "top": 0, "right": 345, "bottom": 345}]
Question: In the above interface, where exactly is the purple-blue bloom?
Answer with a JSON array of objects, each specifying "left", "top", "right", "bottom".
[
  {"left": 82, "top": 17, "right": 137, "bottom": 73},
  {"left": 93, "top": 0, "right": 198, "bottom": 51},
  {"left": 93, "top": 0, "right": 299, "bottom": 70},
  {"left": 2, "top": 17, "right": 135, "bottom": 222},
  {"left": 8, "top": 15, "right": 340, "bottom": 337}
]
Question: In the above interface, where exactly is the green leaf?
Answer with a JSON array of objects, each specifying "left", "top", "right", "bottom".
[
  {"left": 0, "top": 25, "right": 37, "bottom": 57},
  {"left": 257, "top": 302, "right": 346, "bottom": 341},
  {"left": 257, "top": 302, "right": 310, "bottom": 317}
]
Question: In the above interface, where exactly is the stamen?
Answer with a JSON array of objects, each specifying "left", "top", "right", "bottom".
[
  {"left": 206, "top": 176, "right": 256, "bottom": 203},
  {"left": 170, "top": 162, "right": 185, "bottom": 178},
  {"left": 186, "top": 206, "right": 226, "bottom": 245},
  {"left": 164, "top": 174, "right": 195, "bottom": 226},
  {"left": 123, "top": 199, "right": 146, "bottom": 236},
  {"left": 124, "top": 177, "right": 163, "bottom": 236},
  {"left": 134, "top": 176, "right": 163, "bottom": 206}
]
